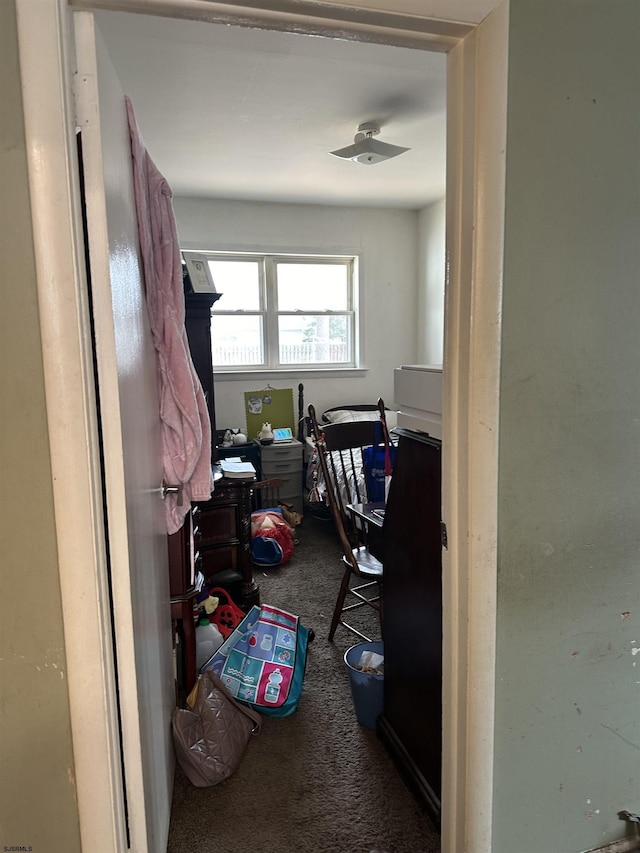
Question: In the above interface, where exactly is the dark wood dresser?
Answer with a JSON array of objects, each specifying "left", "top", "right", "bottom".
[
  {"left": 193, "top": 474, "right": 260, "bottom": 607},
  {"left": 378, "top": 427, "right": 443, "bottom": 827},
  {"left": 168, "top": 474, "right": 259, "bottom": 697},
  {"left": 168, "top": 510, "right": 198, "bottom": 698},
  {"left": 168, "top": 289, "right": 260, "bottom": 697}
]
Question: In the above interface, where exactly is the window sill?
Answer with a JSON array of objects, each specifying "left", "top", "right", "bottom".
[{"left": 214, "top": 367, "right": 369, "bottom": 382}]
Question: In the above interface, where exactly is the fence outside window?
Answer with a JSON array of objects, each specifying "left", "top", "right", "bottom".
[{"left": 212, "top": 341, "right": 349, "bottom": 366}]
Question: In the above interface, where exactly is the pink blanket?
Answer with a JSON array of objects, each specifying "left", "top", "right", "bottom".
[{"left": 126, "top": 97, "right": 213, "bottom": 533}]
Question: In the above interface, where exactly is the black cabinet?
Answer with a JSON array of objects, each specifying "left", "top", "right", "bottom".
[
  {"left": 378, "top": 428, "right": 442, "bottom": 826},
  {"left": 184, "top": 292, "right": 221, "bottom": 461}
]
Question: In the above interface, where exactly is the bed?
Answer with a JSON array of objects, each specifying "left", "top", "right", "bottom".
[
  {"left": 295, "top": 382, "right": 398, "bottom": 440},
  {"left": 295, "top": 384, "right": 397, "bottom": 514}
]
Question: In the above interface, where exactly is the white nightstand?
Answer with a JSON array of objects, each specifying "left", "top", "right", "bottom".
[{"left": 256, "top": 438, "right": 304, "bottom": 514}]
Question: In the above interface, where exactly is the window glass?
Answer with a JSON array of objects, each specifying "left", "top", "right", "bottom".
[
  {"left": 211, "top": 315, "right": 263, "bottom": 365},
  {"left": 183, "top": 250, "right": 357, "bottom": 370},
  {"left": 278, "top": 315, "right": 350, "bottom": 364},
  {"left": 209, "top": 260, "right": 260, "bottom": 311},
  {"left": 276, "top": 263, "right": 348, "bottom": 311}
]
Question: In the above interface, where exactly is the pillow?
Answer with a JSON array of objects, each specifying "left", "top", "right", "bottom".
[
  {"left": 323, "top": 408, "right": 376, "bottom": 424},
  {"left": 323, "top": 408, "right": 398, "bottom": 430},
  {"left": 384, "top": 410, "right": 398, "bottom": 430}
]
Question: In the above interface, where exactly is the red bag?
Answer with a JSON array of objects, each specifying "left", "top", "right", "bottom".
[{"left": 209, "top": 587, "right": 245, "bottom": 639}]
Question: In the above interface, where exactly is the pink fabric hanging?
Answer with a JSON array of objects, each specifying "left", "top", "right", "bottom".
[{"left": 125, "top": 96, "right": 213, "bottom": 533}]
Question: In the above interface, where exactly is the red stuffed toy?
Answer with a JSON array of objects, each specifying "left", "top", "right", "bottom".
[{"left": 251, "top": 510, "right": 295, "bottom": 566}]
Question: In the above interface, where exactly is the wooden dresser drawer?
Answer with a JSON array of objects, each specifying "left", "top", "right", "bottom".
[
  {"left": 198, "top": 544, "right": 239, "bottom": 578},
  {"left": 195, "top": 505, "right": 237, "bottom": 547}
]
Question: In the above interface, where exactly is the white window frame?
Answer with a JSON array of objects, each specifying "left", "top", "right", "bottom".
[{"left": 182, "top": 250, "right": 359, "bottom": 373}]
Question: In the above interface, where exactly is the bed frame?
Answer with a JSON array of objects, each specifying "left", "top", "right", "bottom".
[{"left": 296, "top": 382, "right": 388, "bottom": 442}]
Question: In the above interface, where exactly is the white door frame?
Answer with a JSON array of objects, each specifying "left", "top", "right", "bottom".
[
  {"left": 15, "top": 1, "right": 129, "bottom": 849},
  {"left": 15, "top": 1, "right": 506, "bottom": 851}
]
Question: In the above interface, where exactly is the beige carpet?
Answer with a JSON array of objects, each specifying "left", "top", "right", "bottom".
[{"left": 167, "top": 511, "right": 440, "bottom": 853}]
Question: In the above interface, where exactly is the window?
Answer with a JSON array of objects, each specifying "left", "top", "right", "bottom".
[{"left": 182, "top": 251, "right": 358, "bottom": 371}]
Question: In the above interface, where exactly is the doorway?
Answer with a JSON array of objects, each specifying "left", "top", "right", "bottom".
[
  {"left": 95, "top": 3, "right": 448, "bottom": 833},
  {"left": 16, "top": 1, "right": 507, "bottom": 850}
]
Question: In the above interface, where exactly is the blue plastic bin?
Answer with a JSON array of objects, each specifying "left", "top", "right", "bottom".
[{"left": 344, "top": 641, "right": 384, "bottom": 730}]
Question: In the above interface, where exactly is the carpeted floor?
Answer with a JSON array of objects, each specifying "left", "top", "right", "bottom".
[{"left": 167, "top": 510, "right": 441, "bottom": 853}]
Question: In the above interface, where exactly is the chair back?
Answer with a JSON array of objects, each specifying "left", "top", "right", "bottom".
[
  {"left": 308, "top": 404, "right": 362, "bottom": 571},
  {"left": 309, "top": 399, "right": 390, "bottom": 534},
  {"left": 309, "top": 403, "right": 386, "bottom": 637},
  {"left": 251, "top": 477, "right": 284, "bottom": 512},
  {"left": 310, "top": 399, "right": 390, "bottom": 515},
  {"left": 321, "top": 421, "right": 377, "bottom": 513}
]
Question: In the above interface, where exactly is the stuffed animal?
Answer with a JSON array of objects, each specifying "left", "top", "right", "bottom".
[
  {"left": 250, "top": 509, "right": 295, "bottom": 566},
  {"left": 281, "top": 506, "right": 302, "bottom": 527},
  {"left": 201, "top": 595, "right": 219, "bottom": 615}
]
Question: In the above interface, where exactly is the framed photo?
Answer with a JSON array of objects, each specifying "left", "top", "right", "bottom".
[{"left": 184, "top": 253, "right": 216, "bottom": 293}]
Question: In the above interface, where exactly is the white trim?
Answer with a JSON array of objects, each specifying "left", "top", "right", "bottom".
[
  {"left": 585, "top": 839, "right": 640, "bottom": 853},
  {"left": 441, "top": 4, "right": 507, "bottom": 852},
  {"left": 16, "top": 2, "right": 506, "bottom": 851},
  {"left": 70, "top": 0, "right": 472, "bottom": 51},
  {"left": 74, "top": 12, "right": 158, "bottom": 850},
  {"left": 14, "top": 0, "right": 127, "bottom": 850},
  {"left": 215, "top": 367, "right": 368, "bottom": 380},
  {"left": 184, "top": 250, "right": 358, "bottom": 370}
]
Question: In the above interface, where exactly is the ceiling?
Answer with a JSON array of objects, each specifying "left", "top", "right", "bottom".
[{"left": 95, "top": 10, "right": 455, "bottom": 209}]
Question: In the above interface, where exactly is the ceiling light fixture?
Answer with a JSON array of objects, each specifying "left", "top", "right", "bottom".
[{"left": 329, "top": 122, "right": 410, "bottom": 165}]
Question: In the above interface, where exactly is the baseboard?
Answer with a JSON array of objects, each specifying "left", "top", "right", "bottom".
[
  {"left": 377, "top": 714, "right": 441, "bottom": 829},
  {"left": 585, "top": 838, "right": 639, "bottom": 853}
]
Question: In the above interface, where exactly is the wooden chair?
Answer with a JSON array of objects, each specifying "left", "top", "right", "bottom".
[
  {"left": 308, "top": 401, "right": 389, "bottom": 641},
  {"left": 251, "top": 477, "right": 286, "bottom": 511}
]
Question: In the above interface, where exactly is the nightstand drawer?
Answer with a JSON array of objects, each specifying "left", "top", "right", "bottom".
[
  {"left": 259, "top": 439, "right": 303, "bottom": 465},
  {"left": 261, "top": 458, "right": 303, "bottom": 478},
  {"left": 267, "top": 471, "right": 302, "bottom": 498}
]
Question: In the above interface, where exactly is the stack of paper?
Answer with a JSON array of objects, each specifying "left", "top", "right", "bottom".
[{"left": 220, "top": 457, "right": 256, "bottom": 479}]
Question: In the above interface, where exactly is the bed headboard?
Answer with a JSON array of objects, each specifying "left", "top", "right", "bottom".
[
  {"left": 321, "top": 403, "right": 383, "bottom": 421},
  {"left": 297, "top": 383, "right": 394, "bottom": 439},
  {"left": 297, "top": 382, "right": 305, "bottom": 443}
]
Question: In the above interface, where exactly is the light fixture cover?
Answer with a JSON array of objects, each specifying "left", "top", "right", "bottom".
[{"left": 330, "top": 125, "right": 410, "bottom": 165}]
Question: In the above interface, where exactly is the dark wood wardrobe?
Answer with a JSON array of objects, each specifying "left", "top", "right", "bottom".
[{"left": 378, "top": 427, "right": 443, "bottom": 827}]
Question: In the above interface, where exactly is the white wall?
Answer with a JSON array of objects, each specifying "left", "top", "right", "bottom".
[
  {"left": 173, "top": 196, "right": 420, "bottom": 428},
  {"left": 417, "top": 198, "right": 446, "bottom": 365},
  {"left": 493, "top": 2, "right": 640, "bottom": 852}
]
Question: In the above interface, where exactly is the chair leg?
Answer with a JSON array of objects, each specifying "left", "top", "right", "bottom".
[{"left": 328, "top": 565, "right": 353, "bottom": 641}]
